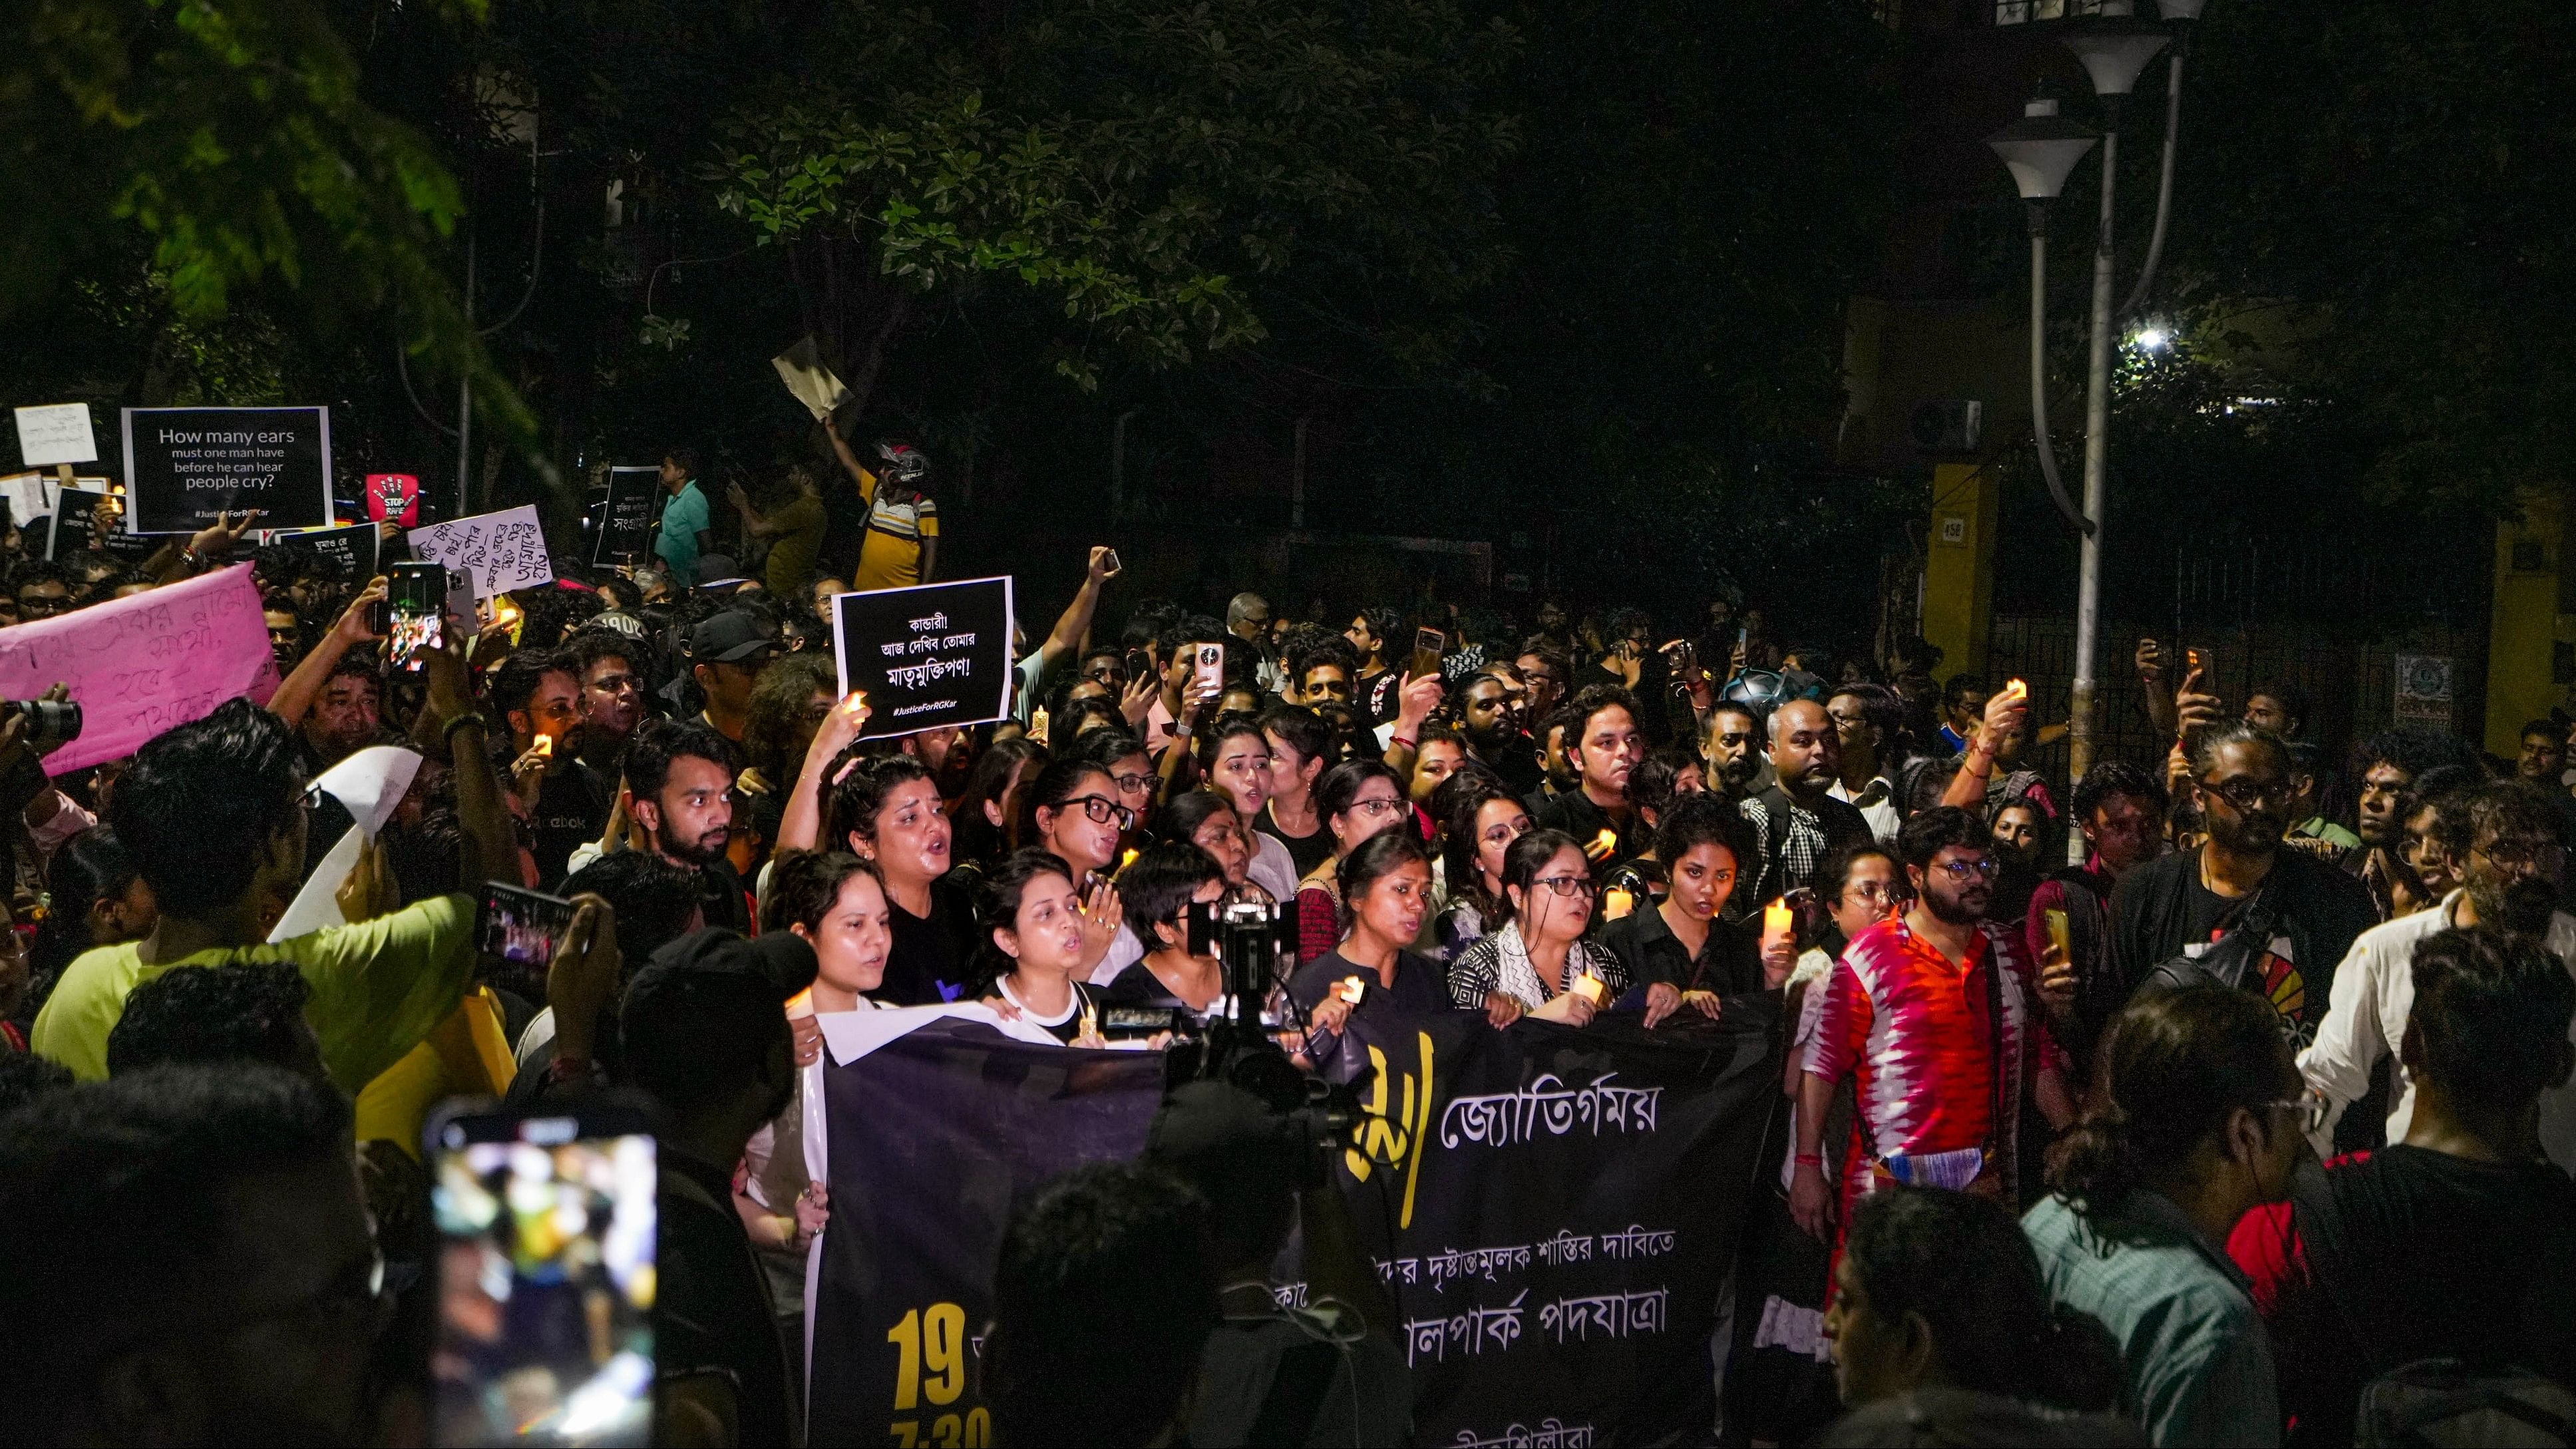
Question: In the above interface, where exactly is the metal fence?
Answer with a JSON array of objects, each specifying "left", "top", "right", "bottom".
[{"left": 1986, "top": 613, "right": 2489, "bottom": 796}]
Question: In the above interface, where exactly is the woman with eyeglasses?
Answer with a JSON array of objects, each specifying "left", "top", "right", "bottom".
[
  {"left": 1066, "top": 728, "right": 1156, "bottom": 851},
  {"left": 1018, "top": 757, "right": 1133, "bottom": 984},
  {"left": 1446, "top": 829, "right": 1630, "bottom": 1028},
  {"left": 1292, "top": 760, "right": 1410, "bottom": 967},
  {"left": 1431, "top": 776, "right": 1531, "bottom": 964}
]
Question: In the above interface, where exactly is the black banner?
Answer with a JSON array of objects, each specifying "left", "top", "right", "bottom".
[
  {"left": 593, "top": 467, "right": 659, "bottom": 565},
  {"left": 809, "top": 1004, "right": 1778, "bottom": 1446},
  {"left": 120, "top": 406, "right": 333, "bottom": 533},
  {"left": 829, "top": 576, "right": 1015, "bottom": 739}
]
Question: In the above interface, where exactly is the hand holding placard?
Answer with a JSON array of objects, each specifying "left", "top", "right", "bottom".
[
  {"left": 407, "top": 505, "right": 554, "bottom": 598},
  {"left": 0, "top": 564, "right": 280, "bottom": 775}
]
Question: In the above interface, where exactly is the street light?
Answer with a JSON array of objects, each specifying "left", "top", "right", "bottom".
[
  {"left": 1986, "top": 1, "right": 2198, "bottom": 864},
  {"left": 1986, "top": 97, "right": 2098, "bottom": 542}
]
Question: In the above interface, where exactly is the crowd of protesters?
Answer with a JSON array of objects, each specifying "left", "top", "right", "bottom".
[{"left": 0, "top": 424, "right": 2568, "bottom": 1448}]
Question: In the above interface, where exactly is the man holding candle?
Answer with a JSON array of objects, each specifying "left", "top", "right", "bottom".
[{"left": 1534, "top": 684, "right": 1650, "bottom": 870}]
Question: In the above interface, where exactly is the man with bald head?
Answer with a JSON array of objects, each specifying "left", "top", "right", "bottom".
[{"left": 1738, "top": 696, "right": 1875, "bottom": 913}]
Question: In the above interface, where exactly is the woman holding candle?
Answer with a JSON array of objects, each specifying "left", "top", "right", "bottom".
[
  {"left": 1446, "top": 829, "right": 1629, "bottom": 1027},
  {"left": 1290, "top": 832, "right": 1453, "bottom": 1053},
  {"left": 974, "top": 849, "right": 1109, "bottom": 1046},
  {"left": 1597, "top": 793, "right": 1775, "bottom": 1028}
]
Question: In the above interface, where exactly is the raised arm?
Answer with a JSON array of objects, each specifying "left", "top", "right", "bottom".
[
  {"left": 1031, "top": 547, "right": 1117, "bottom": 679},
  {"left": 270, "top": 578, "right": 387, "bottom": 729},
  {"left": 1939, "top": 684, "right": 2028, "bottom": 815},
  {"left": 420, "top": 627, "right": 520, "bottom": 891},
  {"left": 778, "top": 693, "right": 873, "bottom": 854}
]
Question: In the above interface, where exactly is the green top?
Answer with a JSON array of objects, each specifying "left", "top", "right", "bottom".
[
  {"left": 2023, "top": 1189, "right": 2280, "bottom": 1448},
  {"left": 764, "top": 493, "right": 827, "bottom": 598},
  {"left": 31, "top": 893, "right": 476, "bottom": 1093},
  {"left": 655, "top": 479, "right": 711, "bottom": 582},
  {"left": 2293, "top": 815, "right": 2362, "bottom": 850}
]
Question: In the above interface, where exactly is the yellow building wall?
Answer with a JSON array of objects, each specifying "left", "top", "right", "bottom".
[
  {"left": 2486, "top": 494, "right": 2561, "bottom": 756},
  {"left": 1922, "top": 460, "right": 2000, "bottom": 681}
]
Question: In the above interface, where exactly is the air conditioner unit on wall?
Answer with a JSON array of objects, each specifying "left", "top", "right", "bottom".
[{"left": 1909, "top": 399, "right": 1982, "bottom": 454}]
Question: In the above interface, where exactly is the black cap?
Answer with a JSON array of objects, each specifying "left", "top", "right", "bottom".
[
  {"left": 625, "top": 927, "right": 817, "bottom": 1014},
  {"left": 687, "top": 610, "right": 774, "bottom": 664}
]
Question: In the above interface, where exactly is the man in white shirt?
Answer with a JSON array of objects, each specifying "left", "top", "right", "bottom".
[
  {"left": 1824, "top": 683, "right": 1903, "bottom": 843},
  {"left": 2302, "top": 780, "right": 2576, "bottom": 1167}
]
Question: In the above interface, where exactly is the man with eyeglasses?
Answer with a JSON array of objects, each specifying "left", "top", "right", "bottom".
[
  {"left": 1791, "top": 807, "right": 2072, "bottom": 1247},
  {"left": 571, "top": 630, "right": 651, "bottom": 773},
  {"left": 492, "top": 646, "right": 613, "bottom": 889},
  {"left": 2108, "top": 724, "right": 2378, "bottom": 1052},
  {"left": 2303, "top": 780, "right": 2576, "bottom": 1170},
  {"left": 13, "top": 560, "right": 75, "bottom": 621}
]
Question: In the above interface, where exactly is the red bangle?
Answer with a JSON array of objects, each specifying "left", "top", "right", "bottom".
[
  {"left": 1794, "top": 1153, "right": 1824, "bottom": 1166},
  {"left": 1391, "top": 736, "right": 1417, "bottom": 750}
]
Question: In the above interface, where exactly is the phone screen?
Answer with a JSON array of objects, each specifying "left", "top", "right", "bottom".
[
  {"left": 431, "top": 1110, "right": 656, "bottom": 1447},
  {"left": 1411, "top": 627, "right": 1446, "bottom": 680},
  {"left": 474, "top": 881, "right": 576, "bottom": 1002},
  {"left": 390, "top": 562, "right": 447, "bottom": 672}
]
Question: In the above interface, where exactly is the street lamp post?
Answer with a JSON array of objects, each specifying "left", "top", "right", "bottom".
[{"left": 1986, "top": 0, "right": 2194, "bottom": 864}]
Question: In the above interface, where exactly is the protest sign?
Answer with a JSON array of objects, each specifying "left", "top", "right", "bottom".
[
  {"left": 772, "top": 335, "right": 854, "bottom": 421},
  {"left": 364, "top": 473, "right": 421, "bottom": 528},
  {"left": 13, "top": 404, "right": 97, "bottom": 469},
  {"left": 805, "top": 1006, "right": 1776, "bottom": 1447},
  {"left": 0, "top": 563, "right": 281, "bottom": 775},
  {"left": 828, "top": 576, "right": 1014, "bottom": 737},
  {"left": 48, "top": 489, "right": 116, "bottom": 560},
  {"left": 122, "top": 405, "right": 333, "bottom": 533},
  {"left": 0, "top": 473, "right": 53, "bottom": 531},
  {"left": 266, "top": 523, "right": 380, "bottom": 582},
  {"left": 592, "top": 467, "right": 659, "bottom": 564},
  {"left": 405, "top": 505, "right": 553, "bottom": 598}
]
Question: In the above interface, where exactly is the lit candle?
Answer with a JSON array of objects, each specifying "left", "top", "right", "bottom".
[
  {"left": 1763, "top": 901, "right": 1794, "bottom": 947},
  {"left": 1590, "top": 828, "right": 1619, "bottom": 861},
  {"left": 1572, "top": 972, "right": 1608, "bottom": 1007},
  {"left": 1601, "top": 887, "right": 1635, "bottom": 921}
]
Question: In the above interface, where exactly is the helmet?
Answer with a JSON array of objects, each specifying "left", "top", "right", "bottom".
[{"left": 876, "top": 441, "right": 930, "bottom": 486}]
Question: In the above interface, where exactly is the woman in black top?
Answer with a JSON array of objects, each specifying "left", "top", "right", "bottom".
[
  {"left": 1289, "top": 833, "right": 1452, "bottom": 1064},
  {"left": 823, "top": 752, "right": 979, "bottom": 1006},
  {"left": 1102, "top": 841, "right": 1228, "bottom": 1015}
]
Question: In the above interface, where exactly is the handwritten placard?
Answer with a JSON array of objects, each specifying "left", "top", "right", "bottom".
[
  {"left": 122, "top": 405, "right": 333, "bottom": 532},
  {"left": 830, "top": 576, "right": 1014, "bottom": 737},
  {"left": 0, "top": 473, "right": 53, "bottom": 530},
  {"left": 14, "top": 404, "right": 98, "bottom": 468},
  {"left": 0, "top": 564, "right": 281, "bottom": 775},
  {"left": 405, "top": 505, "right": 553, "bottom": 598}
]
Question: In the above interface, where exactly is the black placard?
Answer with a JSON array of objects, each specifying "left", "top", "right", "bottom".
[
  {"left": 121, "top": 405, "right": 333, "bottom": 534},
  {"left": 592, "top": 467, "right": 659, "bottom": 565},
  {"left": 266, "top": 524, "right": 381, "bottom": 583},
  {"left": 829, "top": 576, "right": 1015, "bottom": 737},
  {"left": 45, "top": 488, "right": 154, "bottom": 562}
]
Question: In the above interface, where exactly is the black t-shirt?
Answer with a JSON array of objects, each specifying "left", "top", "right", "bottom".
[
  {"left": 693, "top": 853, "right": 752, "bottom": 936},
  {"left": 2105, "top": 847, "right": 2378, "bottom": 1049},
  {"left": 2257, "top": 1147, "right": 2576, "bottom": 1447},
  {"left": 657, "top": 1151, "right": 795, "bottom": 1448},
  {"left": 1476, "top": 734, "right": 1546, "bottom": 795},
  {"left": 876, "top": 875, "right": 981, "bottom": 1006},
  {"left": 530, "top": 760, "right": 613, "bottom": 889},
  {"left": 1258, "top": 803, "right": 1336, "bottom": 879},
  {"left": 1595, "top": 903, "right": 1765, "bottom": 998},
  {"left": 1533, "top": 787, "right": 1648, "bottom": 870},
  {"left": 1287, "top": 948, "right": 1453, "bottom": 1024}
]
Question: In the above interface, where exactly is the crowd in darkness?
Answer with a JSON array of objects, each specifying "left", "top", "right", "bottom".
[{"left": 0, "top": 425, "right": 2568, "bottom": 1447}]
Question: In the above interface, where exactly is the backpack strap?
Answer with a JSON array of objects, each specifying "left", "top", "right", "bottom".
[{"left": 2287, "top": 1155, "right": 2396, "bottom": 1380}]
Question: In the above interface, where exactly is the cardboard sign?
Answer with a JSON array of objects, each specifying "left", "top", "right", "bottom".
[
  {"left": 266, "top": 523, "right": 381, "bottom": 582},
  {"left": 364, "top": 473, "right": 421, "bottom": 528},
  {"left": 773, "top": 336, "right": 854, "bottom": 421},
  {"left": 122, "top": 405, "right": 333, "bottom": 533},
  {"left": 405, "top": 505, "right": 552, "bottom": 599},
  {"left": 593, "top": 467, "right": 659, "bottom": 564},
  {"left": 13, "top": 404, "right": 98, "bottom": 468},
  {"left": 0, "top": 563, "right": 281, "bottom": 775},
  {"left": 830, "top": 576, "right": 1015, "bottom": 738},
  {"left": 0, "top": 473, "right": 53, "bottom": 531}
]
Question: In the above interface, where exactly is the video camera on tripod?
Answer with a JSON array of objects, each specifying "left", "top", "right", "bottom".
[{"left": 1149, "top": 888, "right": 1378, "bottom": 1183}]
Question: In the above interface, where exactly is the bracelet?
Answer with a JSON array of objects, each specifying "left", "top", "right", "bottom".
[
  {"left": 1391, "top": 736, "right": 1417, "bottom": 750},
  {"left": 1794, "top": 1153, "right": 1824, "bottom": 1166},
  {"left": 441, "top": 712, "right": 486, "bottom": 744}
]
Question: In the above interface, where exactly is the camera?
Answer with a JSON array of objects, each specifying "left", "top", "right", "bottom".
[
  {"left": 9, "top": 698, "right": 81, "bottom": 753},
  {"left": 1165, "top": 891, "right": 1373, "bottom": 1181}
]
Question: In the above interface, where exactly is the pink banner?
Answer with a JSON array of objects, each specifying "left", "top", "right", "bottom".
[{"left": 0, "top": 564, "right": 281, "bottom": 775}]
